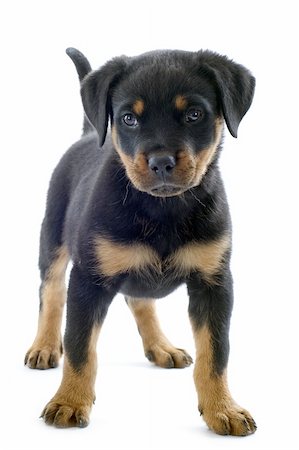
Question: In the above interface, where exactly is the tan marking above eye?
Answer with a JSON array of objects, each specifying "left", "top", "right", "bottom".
[
  {"left": 132, "top": 99, "right": 144, "bottom": 116},
  {"left": 174, "top": 95, "right": 188, "bottom": 111},
  {"left": 175, "top": 95, "right": 188, "bottom": 111}
]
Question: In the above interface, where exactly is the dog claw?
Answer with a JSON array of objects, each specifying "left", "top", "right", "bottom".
[
  {"left": 78, "top": 417, "right": 88, "bottom": 428},
  {"left": 145, "top": 351, "right": 155, "bottom": 362}
]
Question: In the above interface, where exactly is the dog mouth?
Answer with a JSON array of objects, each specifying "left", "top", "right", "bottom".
[{"left": 149, "top": 184, "right": 185, "bottom": 197}]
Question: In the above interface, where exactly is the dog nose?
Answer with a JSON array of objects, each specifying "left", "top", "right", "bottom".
[{"left": 148, "top": 155, "right": 176, "bottom": 180}]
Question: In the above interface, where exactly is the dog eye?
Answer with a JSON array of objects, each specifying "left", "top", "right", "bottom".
[
  {"left": 185, "top": 109, "right": 204, "bottom": 123},
  {"left": 123, "top": 113, "right": 138, "bottom": 127}
]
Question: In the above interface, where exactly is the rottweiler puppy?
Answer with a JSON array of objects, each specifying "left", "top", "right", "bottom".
[{"left": 25, "top": 47, "right": 256, "bottom": 435}]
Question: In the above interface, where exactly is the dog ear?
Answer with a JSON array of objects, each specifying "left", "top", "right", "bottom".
[
  {"left": 80, "top": 57, "right": 128, "bottom": 146},
  {"left": 200, "top": 52, "right": 255, "bottom": 138}
]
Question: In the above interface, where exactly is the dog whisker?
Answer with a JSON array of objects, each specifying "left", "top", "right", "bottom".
[
  {"left": 189, "top": 188, "right": 206, "bottom": 207},
  {"left": 122, "top": 181, "right": 130, "bottom": 205}
]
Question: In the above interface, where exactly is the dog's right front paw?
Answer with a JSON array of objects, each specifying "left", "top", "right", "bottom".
[
  {"left": 25, "top": 341, "right": 62, "bottom": 369},
  {"left": 41, "top": 400, "right": 91, "bottom": 428}
]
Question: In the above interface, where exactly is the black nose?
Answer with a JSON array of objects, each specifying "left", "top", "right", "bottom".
[{"left": 148, "top": 155, "right": 176, "bottom": 180}]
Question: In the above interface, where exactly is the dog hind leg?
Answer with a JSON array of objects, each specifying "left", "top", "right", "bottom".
[
  {"left": 126, "top": 297, "right": 193, "bottom": 368},
  {"left": 25, "top": 244, "right": 69, "bottom": 369}
]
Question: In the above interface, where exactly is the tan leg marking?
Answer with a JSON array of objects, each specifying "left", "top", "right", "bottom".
[
  {"left": 191, "top": 323, "right": 256, "bottom": 436},
  {"left": 41, "top": 325, "right": 100, "bottom": 428},
  {"left": 127, "top": 297, "right": 193, "bottom": 368},
  {"left": 25, "top": 246, "right": 69, "bottom": 369}
]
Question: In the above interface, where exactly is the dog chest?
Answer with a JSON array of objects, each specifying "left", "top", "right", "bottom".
[{"left": 94, "top": 235, "right": 230, "bottom": 284}]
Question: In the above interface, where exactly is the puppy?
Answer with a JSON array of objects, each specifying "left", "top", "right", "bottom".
[{"left": 25, "top": 47, "right": 256, "bottom": 435}]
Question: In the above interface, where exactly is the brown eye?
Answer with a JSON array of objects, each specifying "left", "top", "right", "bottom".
[
  {"left": 185, "top": 108, "right": 204, "bottom": 123},
  {"left": 123, "top": 113, "right": 138, "bottom": 127}
]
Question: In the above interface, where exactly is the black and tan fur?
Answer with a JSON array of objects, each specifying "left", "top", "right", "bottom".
[{"left": 25, "top": 47, "right": 256, "bottom": 435}]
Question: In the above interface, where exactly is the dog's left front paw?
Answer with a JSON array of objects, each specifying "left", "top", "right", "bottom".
[{"left": 202, "top": 402, "right": 257, "bottom": 436}]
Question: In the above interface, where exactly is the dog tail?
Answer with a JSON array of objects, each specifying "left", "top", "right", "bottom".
[{"left": 66, "top": 47, "right": 93, "bottom": 135}]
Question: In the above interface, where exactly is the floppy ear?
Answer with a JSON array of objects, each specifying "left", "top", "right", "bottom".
[
  {"left": 201, "top": 52, "right": 255, "bottom": 138},
  {"left": 80, "top": 57, "right": 128, "bottom": 146}
]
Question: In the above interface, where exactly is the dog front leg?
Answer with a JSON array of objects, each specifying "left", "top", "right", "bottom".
[
  {"left": 187, "top": 271, "right": 257, "bottom": 436},
  {"left": 41, "top": 265, "right": 117, "bottom": 428}
]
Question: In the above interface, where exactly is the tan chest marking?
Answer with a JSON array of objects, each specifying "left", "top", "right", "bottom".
[
  {"left": 94, "top": 237, "right": 161, "bottom": 277},
  {"left": 95, "top": 235, "right": 230, "bottom": 282},
  {"left": 168, "top": 234, "right": 231, "bottom": 282}
]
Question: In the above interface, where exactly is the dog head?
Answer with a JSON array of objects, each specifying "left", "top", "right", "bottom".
[{"left": 81, "top": 50, "right": 255, "bottom": 197}]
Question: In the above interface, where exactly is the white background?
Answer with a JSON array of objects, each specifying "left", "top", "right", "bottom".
[{"left": 0, "top": 1, "right": 298, "bottom": 449}]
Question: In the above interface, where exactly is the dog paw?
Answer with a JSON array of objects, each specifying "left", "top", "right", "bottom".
[
  {"left": 41, "top": 400, "right": 91, "bottom": 428},
  {"left": 145, "top": 344, "right": 193, "bottom": 368},
  {"left": 202, "top": 403, "right": 257, "bottom": 436},
  {"left": 25, "top": 342, "right": 62, "bottom": 369}
]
